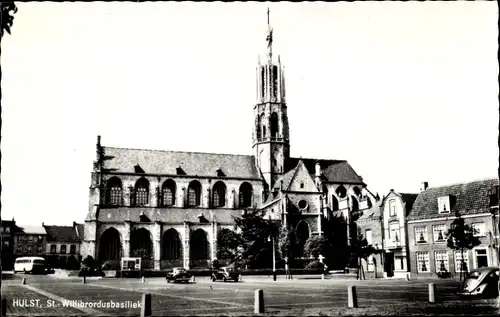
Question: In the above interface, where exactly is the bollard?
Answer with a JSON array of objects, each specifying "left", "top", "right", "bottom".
[
  {"left": 192, "top": 275, "right": 195, "bottom": 282},
  {"left": 254, "top": 289, "right": 264, "bottom": 314},
  {"left": 142, "top": 276, "right": 145, "bottom": 283},
  {"left": 1, "top": 296, "right": 7, "bottom": 317},
  {"left": 21, "top": 278, "right": 26, "bottom": 285},
  {"left": 140, "top": 293, "right": 152, "bottom": 317},
  {"left": 273, "top": 272, "right": 276, "bottom": 281},
  {"left": 428, "top": 283, "right": 436, "bottom": 303},
  {"left": 405, "top": 273, "right": 411, "bottom": 281},
  {"left": 321, "top": 273, "right": 325, "bottom": 280},
  {"left": 347, "top": 285, "right": 358, "bottom": 308},
  {"left": 239, "top": 274, "right": 242, "bottom": 282},
  {"left": 82, "top": 276, "right": 86, "bottom": 284}
]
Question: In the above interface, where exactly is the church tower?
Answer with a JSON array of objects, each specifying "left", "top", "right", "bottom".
[{"left": 253, "top": 9, "right": 290, "bottom": 192}]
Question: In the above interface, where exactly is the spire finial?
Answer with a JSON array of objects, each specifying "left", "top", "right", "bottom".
[
  {"left": 265, "top": 8, "right": 273, "bottom": 62},
  {"left": 267, "top": 7, "right": 270, "bottom": 27}
]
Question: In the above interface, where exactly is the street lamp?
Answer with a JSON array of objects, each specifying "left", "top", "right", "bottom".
[{"left": 268, "top": 235, "right": 276, "bottom": 281}]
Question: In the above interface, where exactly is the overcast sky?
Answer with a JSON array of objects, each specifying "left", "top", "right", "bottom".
[{"left": 2, "top": 2, "right": 498, "bottom": 226}]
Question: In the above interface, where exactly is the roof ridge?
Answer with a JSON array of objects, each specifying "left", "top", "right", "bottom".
[
  {"left": 426, "top": 177, "right": 498, "bottom": 189},
  {"left": 285, "top": 160, "right": 303, "bottom": 190},
  {"left": 290, "top": 156, "right": 347, "bottom": 163},
  {"left": 103, "top": 146, "right": 255, "bottom": 158}
]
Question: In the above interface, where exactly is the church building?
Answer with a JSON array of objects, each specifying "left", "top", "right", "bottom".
[{"left": 82, "top": 11, "right": 379, "bottom": 270}]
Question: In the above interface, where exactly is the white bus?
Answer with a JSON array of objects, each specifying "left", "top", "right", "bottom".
[{"left": 14, "top": 257, "right": 46, "bottom": 274}]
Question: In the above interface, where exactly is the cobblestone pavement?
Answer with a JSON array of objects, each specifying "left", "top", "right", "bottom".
[{"left": 1, "top": 274, "right": 498, "bottom": 316}]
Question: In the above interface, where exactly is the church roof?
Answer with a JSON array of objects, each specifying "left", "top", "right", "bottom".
[
  {"left": 284, "top": 158, "right": 364, "bottom": 185},
  {"left": 101, "top": 146, "right": 262, "bottom": 180},
  {"left": 407, "top": 178, "right": 499, "bottom": 221},
  {"left": 96, "top": 207, "right": 244, "bottom": 225}
]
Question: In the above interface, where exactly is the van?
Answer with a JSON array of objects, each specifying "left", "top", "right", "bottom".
[{"left": 14, "top": 257, "right": 46, "bottom": 274}]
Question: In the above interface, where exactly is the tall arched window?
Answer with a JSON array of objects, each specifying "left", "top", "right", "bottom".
[
  {"left": 105, "top": 177, "right": 123, "bottom": 205},
  {"left": 99, "top": 227, "right": 122, "bottom": 261},
  {"left": 331, "top": 195, "right": 339, "bottom": 211},
  {"left": 353, "top": 186, "right": 361, "bottom": 197},
  {"left": 270, "top": 112, "right": 279, "bottom": 138},
  {"left": 162, "top": 179, "right": 176, "bottom": 207},
  {"left": 296, "top": 221, "right": 310, "bottom": 257},
  {"left": 351, "top": 196, "right": 359, "bottom": 211},
  {"left": 187, "top": 181, "right": 201, "bottom": 207},
  {"left": 239, "top": 182, "right": 253, "bottom": 208},
  {"left": 190, "top": 229, "right": 209, "bottom": 260},
  {"left": 256, "top": 116, "right": 262, "bottom": 140},
  {"left": 212, "top": 181, "right": 226, "bottom": 207},
  {"left": 135, "top": 178, "right": 150, "bottom": 206},
  {"left": 162, "top": 229, "right": 182, "bottom": 260}
]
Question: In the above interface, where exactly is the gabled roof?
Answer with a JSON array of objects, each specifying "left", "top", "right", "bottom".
[
  {"left": 101, "top": 146, "right": 262, "bottom": 180},
  {"left": 16, "top": 225, "right": 46, "bottom": 235},
  {"left": 407, "top": 178, "right": 499, "bottom": 221},
  {"left": 284, "top": 157, "right": 364, "bottom": 185},
  {"left": 97, "top": 207, "right": 244, "bottom": 225},
  {"left": 76, "top": 223, "right": 85, "bottom": 240},
  {"left": 44, "top": 225, "right": 81, "bottom": 243}
]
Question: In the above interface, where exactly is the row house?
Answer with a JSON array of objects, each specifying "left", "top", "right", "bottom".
[
  {"left": 44, "top": 222, "right": 84, "bottom": 268},
  {"left": 13, "top": 225, "right": 47, "bottom": 258},
  {"left": 1, "top": 219, "right": 17, "bottom": 270},
  {"left": 403, "top": 178, "right": 499, "bottom": 278}
]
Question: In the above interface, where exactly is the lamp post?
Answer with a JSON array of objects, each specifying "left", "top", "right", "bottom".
[{"left": 268, "top": 235, "right": 276, "bottom": 281}]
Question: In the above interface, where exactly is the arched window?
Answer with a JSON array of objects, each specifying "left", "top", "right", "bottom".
[
  {"left": 331, "top": 195, "right": 339, "bottom": 211},
  {"left": 351, "top": 196, "right": 359, "bottom": 211},
  {"left": 296, "top": 221, "right": 310, "bottom": 257},
  {"left": 270, "top": 112, "right": 279, "bottom": 138},
  {"left": 190, "top": 229, "right": 209, "bottom": 260},
  {"left": 187, "top": 181, "right": 202, "bottom": 207},
  {"left": 130, "top": 228, "right": 153, "bottom": 260},
  {"left": 256, "top": 116, "right": 262, "bottom": 140},
  {"left": 212, "top": 181, "right": 226, "bottom": 208},
  {"left": 135, "top": 178, "right": 150, "bottom": 206},
  {"left": 99, "top": 228, "right": 122, "bottom": 261},
  {"left": 336, "top": 185, "right": 347, "bottom": 199},
  {"left": 105, "top": 177, "right": 123, "bottom": 205},
  {"left": 239, "top": 182, "right": 253, "bottom": 208},
  {"left": 162, "top": 179, "right": 176, "bottom": 207},
  {"left": 353, "top": 186, "right": 361, "bottom": 197},
  {"left": 162, "top": 229, "right": 182, "bottom": 260}
]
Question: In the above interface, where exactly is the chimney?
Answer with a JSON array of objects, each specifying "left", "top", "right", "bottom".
[
  {"left": 73, "top": 221, "right": 77, "bottom": 228},
  {"left": 420, "top": 182, "right": 429, "bottom": 192},
  {"left": 97, "top": 135, "right": 101, "bottom": 146}
]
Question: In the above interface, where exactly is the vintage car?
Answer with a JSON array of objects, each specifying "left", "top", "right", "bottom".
[
  {"left": 457, "top": 267, "right": 499, "bottom": 298},
  {"left": 166, "top": 267, "right": 192, "bottom": 283},
  {"left": 211, "top": 267, "right": 240, "bottom": 282}
]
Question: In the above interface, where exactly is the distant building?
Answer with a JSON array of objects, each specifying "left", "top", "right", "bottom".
[
  {"left": 13, "top": 225, "right": 47, "bottom": 258},
  {"left": 379, "top": 190, "right": 418, "bottom": 279},
  {"left": 1, "top": 219, "right": 17, "bottom": 270},
  {"left": 356, "top": 196, "right": 385, "bottom": 278},
  {"left": 44, "top": 222, "right": 84, "bottom": 268},
  {"left": 406, "top": 178, "right": 499, "bottom": 278}
]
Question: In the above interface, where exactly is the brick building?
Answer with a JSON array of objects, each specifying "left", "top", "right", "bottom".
[
  {"left": 44, "top": 222, "right": 84, "bottom": 268},
  {"left": 13, "top": 225, "right": 47, "bottom": 258},
  {"left": 406, "top": 178, "right": 499, "bottom": 278},
  {"left": 82, "top": 11, "right": 378, "bottom": 271},
  {"left": 1, "top": 219, "right": 17, "bottom": 270}
]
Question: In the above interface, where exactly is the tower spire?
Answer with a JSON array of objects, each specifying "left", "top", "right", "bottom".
[{"left": 266, "top": 7, "right": 273, "bottom": 63}]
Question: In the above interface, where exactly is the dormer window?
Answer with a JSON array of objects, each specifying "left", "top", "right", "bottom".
[
  {"left": 134, "top": 164, "right": 145, "bottom": 174},
  {"left": 216, "top": 169, "right": 226, "bottom": 177},
  {"left": 389, "top": 200, "right": 397, "bottom": 217},
  {"left": 176, "top": 166, "right": 186, "bottom": 175},
  {"left": 438, "top": 196, "right": 451, "bottom": 214},
  {"left": 300, "top": 183, "right": 304, "bottom": 189}
]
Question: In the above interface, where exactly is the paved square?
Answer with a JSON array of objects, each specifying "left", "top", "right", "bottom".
[{"left": 2, "top": 274, "right": 498, "bottom": 316}]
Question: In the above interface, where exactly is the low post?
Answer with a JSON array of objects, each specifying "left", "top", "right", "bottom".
[
  {"left": 428, "top": 283, "right": 436, "bottom": 303},
  {"left": 322, "top": 273, "right": 325, "bottom": 280},
  {"left": 82, "top": 276, "right": 86, "bottom": 284},
  {"left": 21, "top": 278, "right": 26, "bottom": 285},
  {"left": 405, "top": 273, "right": 410, "bottom": 281},
  {"left": 192, "top": 274, "right": 195, "bottom": 282},
  {"left": 239, "top": 274, "right": 242, "bottom": 282},
  {"left": 254, "top": 289, "right": 264, "bottom": 314},
  {"left": 1, "top": 296, "right": 7, "bottom": 317},
  {"left": 347, "top": 285, "right": 358, "bottom": 308},
  {"left": 140, "top": 293, "right": 152, "bottom": 317}
]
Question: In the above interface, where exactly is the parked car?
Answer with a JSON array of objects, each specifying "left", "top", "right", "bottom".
[
  {"left": 211, "top": 267, "right": 240, "bottom": 282},
  {"left": 166, "top": 267, "right": 192, "bottom": 283},
  {"left": 457, "top": 267, "right": 499, "bottom": 298}
]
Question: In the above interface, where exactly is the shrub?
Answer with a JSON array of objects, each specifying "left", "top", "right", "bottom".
[{"left": 437, "top": 271, "right": 451, "bottom": 279}]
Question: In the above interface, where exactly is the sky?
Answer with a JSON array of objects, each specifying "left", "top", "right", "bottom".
[{"left": 1, "top": 2, "right": 498, "bottom": 226}]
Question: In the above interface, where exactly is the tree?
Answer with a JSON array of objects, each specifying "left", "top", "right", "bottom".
[
  {"left": 304, "top": 235, "right": 334, "bottom": 260},
  {"left": 1, "top": 2, "right": 17, "bottom": 39},
  {"left": 351, "top": 229, "right": 376, "bottom": 280},
  {"left": 446, "top": 212, "right": 481, "bottom": 282},
  {"left": 216, "top": 228, "right": 242, "bottom": 264},
  {"left": 277, "top": 226, "right": 298, "bottom": 279},
  {"left": 232, "top": 209, "right": 278, "bottom": 269}
]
